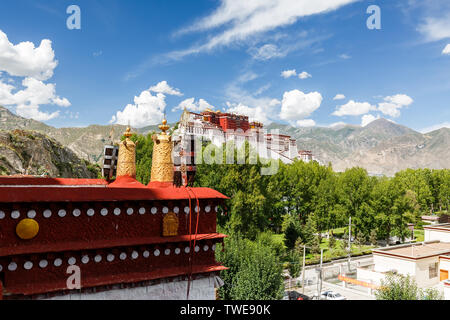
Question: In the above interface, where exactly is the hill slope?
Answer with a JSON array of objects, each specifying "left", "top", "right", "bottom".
[
  {"left": 0, "top": 129, "right": 100, "bottom": 178},
  {"left": 1, "top": 106, "right": 448, "bottom": 176}
]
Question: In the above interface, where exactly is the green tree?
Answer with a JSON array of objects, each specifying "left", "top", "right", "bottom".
[
  {"left": 329, "top": 232, "right": 336, "bottom": 249},
  {"left": 287, "top": 250, "right": 302, "bottom": 279},
  {"left": 216, "top": 233, "right": 284, "bottom": 300},
  {"left": 376, "top": 273, "right": 443, "bottom": 300},
  {"left": 369, "top": 229, "right": 378, "bottom": 246},
  {"left": 339, "top": 167, "right": 375, "bottom": 239},
  {"left": 282, "top": 214, "right": 302, "bottom": 250}
]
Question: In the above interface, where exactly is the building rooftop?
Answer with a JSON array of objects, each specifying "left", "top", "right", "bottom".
[
  {"left": 423, "top": 223, "right": 450, "bottom": 231},
  {"left": 373, "top": 241, "right": 450, "bottom": 259}
]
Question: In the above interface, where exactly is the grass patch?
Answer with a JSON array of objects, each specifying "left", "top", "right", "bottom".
[{"left": 414, "top": 229, "right": 424, "bottom": 242}]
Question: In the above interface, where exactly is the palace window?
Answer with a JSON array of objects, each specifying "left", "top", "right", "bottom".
[{"left": 429, "top": 262, "right": 438, "bottom": 279}]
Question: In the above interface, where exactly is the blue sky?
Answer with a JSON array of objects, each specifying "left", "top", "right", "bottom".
[{"left": 0, "top": 0, "right": 449, "bottom": 133}]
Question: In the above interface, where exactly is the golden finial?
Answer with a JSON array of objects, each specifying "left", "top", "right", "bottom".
[
  {"left": 124, "top": 126, "right": 133, "bottom": 138},
  {"left": 159, "top": 118, "right": 170, "bottom": 134},
  {"left": 150, "top": 117, "right": 173, "bottom": 183},
  {"left": 116, "top": 125, "right": 136, "bottom": 178}
]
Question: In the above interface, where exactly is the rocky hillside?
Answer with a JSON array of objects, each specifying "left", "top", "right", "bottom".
[
  {"left": 1, "top": 106, "right": 448, "bottom": 176},
  {"left": 0, "top": 106, "right": 163, "bottom": 164},
  {"left": 0, "top": 129, "right": 100, "bottom": 178},
  {"left": 268, "top": 119, "right": 450, "bottom": 176}
]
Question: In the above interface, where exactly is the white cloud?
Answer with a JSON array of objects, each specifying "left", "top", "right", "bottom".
[
  {"left": 149, "top": 80, "right": 183, "bottom": 96},
  {"left": 224, "top": 74, "right": 281, "bottom": 125},
  {"left": 172, "top": 97, "right": 213, "bottom": 113},
  {"left": 377, "top": 102, "right": 401, "bottom": 118},
  {"left": 280, "top": 89, "right": 322, "bottom": 124},
  {"left": 226, "top": 103, "right": 271, "bottom": 124},
  {"left": 332, "top": 100, "right": 377, "bottom": 117},
  {"left": 110, "top": 88, "right": 167, "bottom": 128},
  {"left": 248, "top": 44, "right": 285, "bottom": 60},
  {"left": 339, "top": 54, "right": 351, "bottom": 59},
  {"left": 281, "top": 69, "right": 297, "bottom": 79},
  {"left": 442, "top": 44, "right": 450, "bottom": 55},
  {"left": 420, "top": 121, "right": 450, "bottom": 133},
  {"left": 333, "top": 94, "right": 346, "bottom": 100},
  {"left": 378, "top": 94, "right": 413, "bottom": 118},
  {"left": 0, "top": 29, "right": 58, "bottom": 81},
  {"left": 0, "top": 77, "right": 70, "bottom": 121},
  {"left": 418, "top": 13, "right": 450, "bottom": 42},
  {"left": 296, "top": 119, "right": 316, "bottom": 127},
  {"left": 328, "top": 121, "right": 347, "bottom": 128},
  {"left": 0, "top": 30, "right": 69, "bottom": 121},
  {"left": 171, "top": 0, "right": 358, "bottom": 58},
  {"left": 361, "top": 114, "right": 380, "bottom": 127},
  {"left": 298, "top": 71, "right": 312, "bottom": 79}
]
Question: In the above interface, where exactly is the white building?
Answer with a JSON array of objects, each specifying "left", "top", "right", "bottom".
[
  {"left": 424, "top": 224, "right": 450, "bottom": 242},
  {"left": 174, "top": 109, "right": 307, "bottom": 164},
  {"left": 356, "top": 224, "right": 450, "bottom": 298}
]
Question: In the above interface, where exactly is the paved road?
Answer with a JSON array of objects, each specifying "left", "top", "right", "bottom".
[
  {"left": 294, "top": 282, "right": 375, "bottom": 300},
  {"left": 286, "top": 255, "right": 376, "bottom": 300}
]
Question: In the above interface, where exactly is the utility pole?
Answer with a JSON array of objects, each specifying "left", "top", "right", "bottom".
[
  {"left": 316, "top": 249, "right": 323, "bottom": 300},
  {"left": 347, "top": 216, "right": 352, "bottom": 272},
  {"left": 319, "top": 248, "right": 323, "bottom": 299},
  {"left": 302, "top": 245, "right": 306, "bottom": 294}
]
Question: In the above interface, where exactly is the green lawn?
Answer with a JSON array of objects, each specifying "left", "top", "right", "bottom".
[
  {"left": 414, "top": 229, "right": 424, "bottom": 242},
  {"left": 273, "top": 233, "right": 375, "bottom": 265}
]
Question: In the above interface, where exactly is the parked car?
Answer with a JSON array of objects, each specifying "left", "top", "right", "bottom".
[
  {"left": 321, "top": 290, "right": 346, "bottom": 300},
  {"left": 283, "top": 291, "right": 310, "bottom": 300}
]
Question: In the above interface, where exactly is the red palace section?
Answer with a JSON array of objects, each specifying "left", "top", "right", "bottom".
[{"left": 0, "top": 176, "right": 228, "bottom": 299}]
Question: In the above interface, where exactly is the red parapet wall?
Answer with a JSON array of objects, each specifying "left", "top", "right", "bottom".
[
  {"left": 1, "top": 239, "right": 225, "bottom": 296},
  {"left": 0, "top": 200, "right": 223, "bottom": 256}
]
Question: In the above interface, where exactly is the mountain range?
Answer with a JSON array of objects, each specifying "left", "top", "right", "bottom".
[{"left": 1, "top": 106, "right": 449, "bottom": 176}]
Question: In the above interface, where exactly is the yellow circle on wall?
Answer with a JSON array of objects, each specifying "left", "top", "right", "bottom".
[{"left": 16, "top": 218, "right": 39, "bottom": 240}]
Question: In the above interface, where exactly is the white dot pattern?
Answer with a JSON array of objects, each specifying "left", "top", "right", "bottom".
[
  {"left": 39, "top": 260, "right": 48, "bottom": 268},
  {"left": 81, "top": 255, "right": 89, "bottom": 264},
  {"left": 43, "top": 209, "right": 52, "bottom": 218},
  {"left": 27, "top": 210, "right": 36, "bottom": 218},
  {"left": 73, "top": 209, "right": 81, "bottom": 217},
  {"left": 11, "top": 211, "right": 20, "bottom": 219}
]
